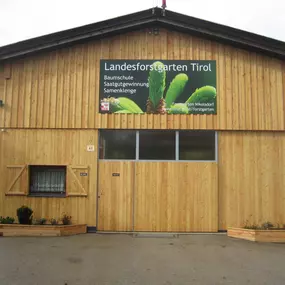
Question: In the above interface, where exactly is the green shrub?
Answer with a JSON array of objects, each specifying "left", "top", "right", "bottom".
[
  {"left": 61, "top": 213, "right": 72, "bottom": 225},
  {"left": 33, "top": 218, "right": 47, "bottom": 225},
  {"left": 17, "top": 206, "right": 33, "bottom": 225},
  {"left": 261, "top": 221, "right": 274, "bottom": 230},
  {"left": 49, "top": 218, "right": 59, "bottom": 225},
  {"left": 0, "top": 216, "right": 15, "bottom": 224}
]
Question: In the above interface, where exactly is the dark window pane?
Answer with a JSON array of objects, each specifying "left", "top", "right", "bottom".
[
  {"left": 179, "top": 131, "right": 216, "bottom": 161},
  {"left": 29, "top": 166, "right": 66, "bottom": 196},
  {"left": 139, "top": 131, "right": 175, "bottom": 160},
  {"left": 99, "top": 130, "right": 136, "bottom": 159}
]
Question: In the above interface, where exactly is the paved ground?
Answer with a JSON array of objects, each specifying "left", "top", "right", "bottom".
[{"left": 0, "top": 233, "right": 285, "bottom": 285}]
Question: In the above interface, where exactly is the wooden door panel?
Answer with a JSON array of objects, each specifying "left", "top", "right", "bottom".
[
  {"left": 98, "top": 161, "right": 134, "bottom": 231},
  {"left": 134, "top": 162, "right": 218, "bottom": 232}
]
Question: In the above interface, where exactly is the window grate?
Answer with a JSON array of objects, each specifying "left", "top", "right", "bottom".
[{"left": 29, "top": 166, "right": 66, "bottom": 196}]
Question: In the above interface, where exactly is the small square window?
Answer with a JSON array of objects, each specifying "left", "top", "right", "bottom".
[
  {"left": 29, "top": 166, "right": 66, "bottom": 197},
  {"left": 139, "top": 131, "right": 176, "bottom": 160},
  {"left": 179, "top": 131, "right": 216, "bottom": 161},
  {"left": 99, "top": 130, "right": 136, "bottom": 160}
]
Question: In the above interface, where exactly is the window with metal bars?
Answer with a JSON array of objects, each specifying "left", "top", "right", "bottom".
[{"left": 29, "top": 166, "right": 66, "bottom": 197}]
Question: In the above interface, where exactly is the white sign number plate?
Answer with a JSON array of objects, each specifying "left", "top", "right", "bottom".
[{"left": 87, "top": 145, "right": 95, "bottom": 152}]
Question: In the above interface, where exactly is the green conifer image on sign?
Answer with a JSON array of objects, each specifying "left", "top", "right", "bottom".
[{"left": 99, "top": 60, "right": 216, "bottom": 115}]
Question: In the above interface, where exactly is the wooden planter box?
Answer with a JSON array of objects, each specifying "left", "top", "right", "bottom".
[
  {"left": 0, "top": 224, "right": 87, "bottom": 237},
  {"left": 228, "top": 227, "right": 285, "bottom": 243}
]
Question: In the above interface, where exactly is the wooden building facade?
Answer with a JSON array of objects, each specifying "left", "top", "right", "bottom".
[{"left": 0, "top": 8, "right": 285, "bottom": 232}]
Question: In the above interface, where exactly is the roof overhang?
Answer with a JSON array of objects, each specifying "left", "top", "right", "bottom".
[{"left": 0, "top": 7, "right": 284, "bottom": 61}]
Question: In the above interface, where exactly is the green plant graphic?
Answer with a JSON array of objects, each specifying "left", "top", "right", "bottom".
[
  {"left": 100, "top": 61, "right": 216, "bottom": 114},
  {"left": 165, "top": 73, "right": 189, "bottom": 108},
  {"left": 147, "top": 61, "right": 166, "bottom": 114},
  {"left": 168, "top": 103, "right": 189, "bottom": 114},
  {"left": 186, "top": 85, "right": 216, "bottom": 105},
  {"left": 101, "top": 97, "right": 143, "bottom": 113}
]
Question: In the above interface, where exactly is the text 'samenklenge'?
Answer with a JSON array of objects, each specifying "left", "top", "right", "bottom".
[{"left": 99, "top": 60, "right": 217, "bottom": 115}]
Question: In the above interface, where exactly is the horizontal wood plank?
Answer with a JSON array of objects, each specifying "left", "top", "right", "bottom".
[
  {"left": 0, "top": 224, "right": 87, "bottom": 237},
  {"left": 228, "top": 227, "right": 285, "bottom": 243}
]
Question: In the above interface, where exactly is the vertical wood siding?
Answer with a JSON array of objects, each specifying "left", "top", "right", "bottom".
[
  {"left": 97, "top": 161, "right": 218, "bottom": 232},
  {"left": 1, "top": 129, "right": 285, "bottom": 229},
  {"left": 134, "top": 162, "right": 218, "bottom": 232},
  {"left": 0, "top": 129, "right": 98, "bottom": 226},
  {"left": 97, "top": 161, "right": 134, "bottom": 231},
  {"left": 218, "top": 131, "right": 285, "bottom": 230},
  {"left": 0, "top": 29, "right": 284, "bottom": 130}
]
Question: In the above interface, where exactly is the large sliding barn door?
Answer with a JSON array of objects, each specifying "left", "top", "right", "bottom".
[
  {"left": 97, "top": 161, "right": 134, "bottom": 231},
  {"left": 134, "top": 162, "right": 218, "bottom": 232},
  {"left": 98, "top": 161, "right": 218, "bottom": 232}
]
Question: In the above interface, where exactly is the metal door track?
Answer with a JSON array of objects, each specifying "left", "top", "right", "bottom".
[{"left": 95, "top": 231, "right": 226, "bottom": 237}]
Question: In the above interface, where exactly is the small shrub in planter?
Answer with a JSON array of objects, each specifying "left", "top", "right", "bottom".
[
  {"left": 243, "top": 220, "right": 285, "bottom": 230},
  {"left": 0, "top": 216, "right": 15, "bottom": 224},
  {"left": 39, "top": 218, "right": 47, "bottom": 225},
  {"left": 261, "top": 221, "right": 274, "bottom": 230},
  {"left": 49, "top": 218, "right": 59, "bottom": 225},
  {"left": 16, "top": 206, "right": 33, "bottom": 225},
  {"left": 243, "top": 220, "right": 260, "bottom": 230},
  {"left": 33, "top": 218, "right": 47, "bottom": 225},
  {"left": 61, "top": 213, "right": 72, "bottom": 225}
]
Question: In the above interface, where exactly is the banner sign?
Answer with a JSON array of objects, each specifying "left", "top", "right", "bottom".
[{"left": 99, "top": 60, "right": 216, "bottom": 114}]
